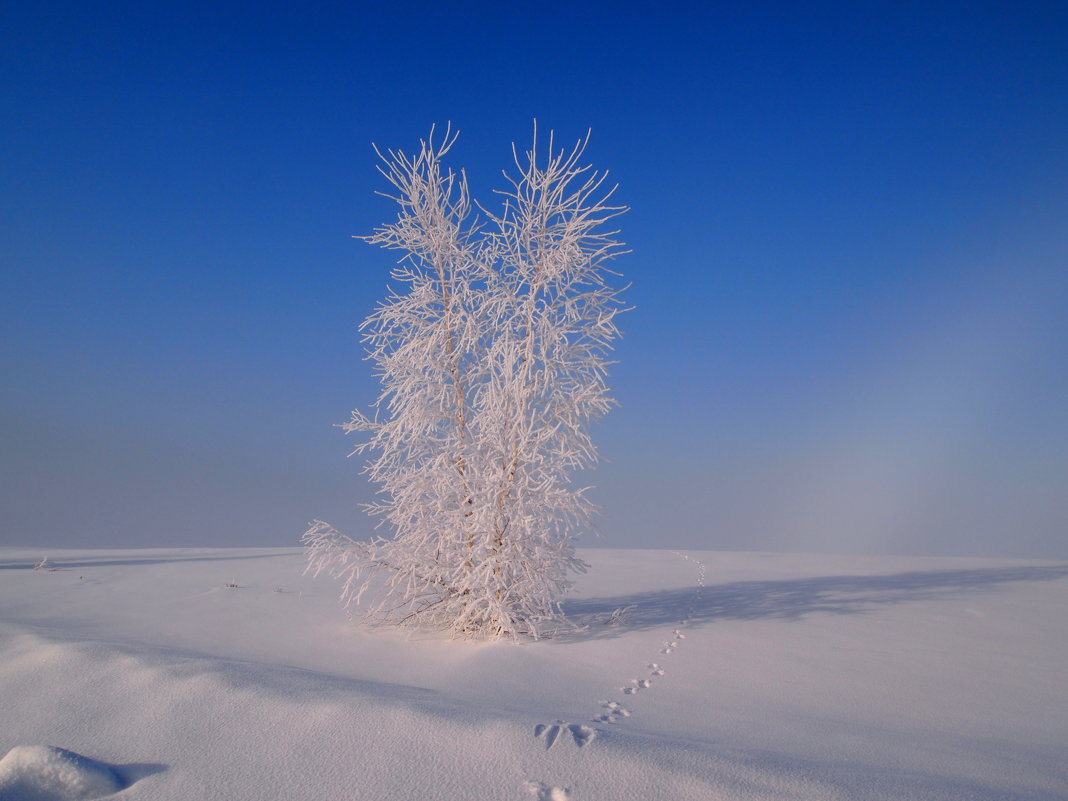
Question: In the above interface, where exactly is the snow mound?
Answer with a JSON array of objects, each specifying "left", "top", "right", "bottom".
[{"left": 0, "top": 745, "right": 124, "bottom": 801}]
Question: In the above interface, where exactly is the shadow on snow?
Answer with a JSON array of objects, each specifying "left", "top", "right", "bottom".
[
  {"left": 559, "top": 564, "right": 1068, "bottom": 641},
  {"left": 0, "top": 552, "right": 297, "bottom": 571}
]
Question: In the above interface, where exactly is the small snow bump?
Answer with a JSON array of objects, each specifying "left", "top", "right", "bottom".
[{"left": 0, "top": 745, "right": 124, "bottom": 801}]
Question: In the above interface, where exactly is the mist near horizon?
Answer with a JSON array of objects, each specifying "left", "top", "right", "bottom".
[{"left": 6, "top": 225, "right": 1064, "bottom": 560}]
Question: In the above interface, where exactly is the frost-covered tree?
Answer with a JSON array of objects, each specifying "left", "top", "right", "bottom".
[{"left": 304, "top": 125, "right": 627, "bottom": 639}]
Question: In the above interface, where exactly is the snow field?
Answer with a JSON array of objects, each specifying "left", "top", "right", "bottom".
[{"left": 1, "top": 547, "right": 1066, "bottom": 799}]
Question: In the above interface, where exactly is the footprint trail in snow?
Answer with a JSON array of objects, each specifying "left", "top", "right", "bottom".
[
  {"left": 592, "top": 700, "right": 631, "bottom": 724},
  {"left": 526, "top": 552, "right": 707, "bottom": 797},
  {"left": 607, "top": 553, "right": 706, "bottom": 708},
  {"left": 534, "top": 722, "right": 596, "bottom": 750}
]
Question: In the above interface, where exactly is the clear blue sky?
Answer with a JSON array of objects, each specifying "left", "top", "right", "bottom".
[{"left": 3, "top": 1, "right": 1066, "bottom": 557}]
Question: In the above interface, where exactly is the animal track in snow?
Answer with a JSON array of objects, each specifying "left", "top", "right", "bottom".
[
  {"left": 534, "top": 722, "right": 596, "bottom": 749},
  {"left": 621, "top": 677, "right": 652, "bottom": 694},
  {"left": 524, "top": 552, "right": 708, "bottom": 801},
  {"left": 652, "top": 555, "right": 705, "bottom": 652},
  {"left": 592, "top": 700, "right": 631, "bottom": 723},
  {"left": 525, "top": 781, "right": 571, "bottom": 801}
]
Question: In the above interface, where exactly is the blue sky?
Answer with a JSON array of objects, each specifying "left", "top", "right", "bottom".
[{"left": 3, "top": 1, "right": 1066, "bottom": 557}]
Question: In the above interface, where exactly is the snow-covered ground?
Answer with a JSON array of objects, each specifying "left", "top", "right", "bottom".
[{"left": 1, "top": 546, "right": 1065, "bottom": 800}]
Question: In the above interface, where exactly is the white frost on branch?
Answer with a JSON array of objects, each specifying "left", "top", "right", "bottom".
[{"left": 304, "top": 124, "right": 627, "bottom": 639}]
